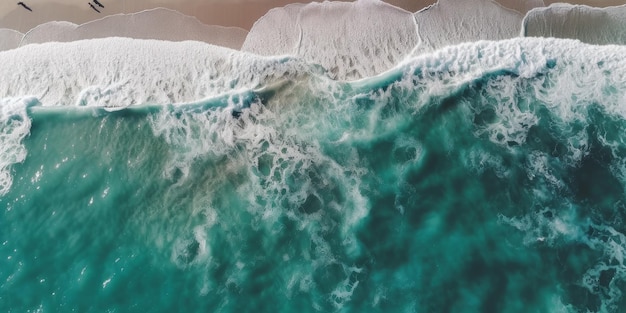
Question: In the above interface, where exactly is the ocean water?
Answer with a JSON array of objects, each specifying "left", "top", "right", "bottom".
[{"left": 2, "top": 37, "right": 626, "bottom": 312}]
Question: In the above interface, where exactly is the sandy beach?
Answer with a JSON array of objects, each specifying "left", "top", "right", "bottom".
[
  {"left": 0, "top": 0, "right": 438, "bottom": 33},
  {"left": 2, "top": 0, "right": 623, "bottom": 35}
]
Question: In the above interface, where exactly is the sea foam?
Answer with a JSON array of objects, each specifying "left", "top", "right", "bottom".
[
  {"left": 0, "top": 38, "right": 316, "bottom": 109},
  {"left": 0, "top": 97, "right": 37, "bottom": 196},
  {"left": 523, "top": 3, "right": 626, "bottom": 45},
  {"left": 2, "top": 0, "right": 626, "bottom": 81}
]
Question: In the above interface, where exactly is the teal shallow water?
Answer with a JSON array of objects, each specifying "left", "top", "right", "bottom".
[{"left": 3, "top": 39, "right": 626, "bottom": 312}]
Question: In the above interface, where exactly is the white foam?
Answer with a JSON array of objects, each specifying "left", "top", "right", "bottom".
[
  {"left": 400, "top": 38, "right": 556, "bottom": 92},
  {"left": 523, "top": 4, "right": 626, "bottom": 45},
  {"left": 153, "top": 115, "right": 361, "bottom": 304},
  {"left": 0, "top": 37, "right": 315, "bottom": 108},
  {"left": 412, "top": 0, "right": 523, "bottom": 55},
  {"left": 3, "top": 35, "right": 625, "bottom": 116},
  {"left": 20, "top": 8, "right": 248, "bottom": 50},
  {"left": 392, "top": 37, "right": 626, "bottom": 167},
  {"left": 579, "top": 223, "right": 626, "bottom": 312},
  {"left": 330, "top": 269, "right": 361, "bottom": 308},
  {"left": 242, "top": 0, "right": 418, "bottom": 80},
  {"left": 0, "top": 97, "right": 38, "bottom": 196},
  {"left": 0, "top": 28, "right": 23, "bottom": 52},
  {"left": 146, "top": 71, "right": 370, "bottom": 301},
  {"left": 473, "top": 76, "right": 539, "bottom": 148}
]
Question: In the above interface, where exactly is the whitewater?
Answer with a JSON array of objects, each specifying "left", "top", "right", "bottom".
[{"left": 2, "top": 0, "right": 626, "bottom": 312}]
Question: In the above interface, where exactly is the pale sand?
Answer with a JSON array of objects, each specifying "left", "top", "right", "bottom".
[
  {"left": 1, "top": 0, "right": 624, "bottom": 34},
  {"left": 0, "top": 0, "right": 438, "bottom": 33},
  {"left": 20, "top": 8, "right": 249, "bottom": 49}
]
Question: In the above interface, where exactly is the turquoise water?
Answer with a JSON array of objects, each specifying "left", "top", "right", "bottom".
[{"left": 2, "top": 38, "right": 626, "bottom": 312}]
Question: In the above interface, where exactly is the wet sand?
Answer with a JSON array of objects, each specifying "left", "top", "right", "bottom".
[
  {"left": 1, "top": 0, "right": 624, "bottom": 34},
  {"left": 0, "top": 0, "right": 439, "bottom": 33}
]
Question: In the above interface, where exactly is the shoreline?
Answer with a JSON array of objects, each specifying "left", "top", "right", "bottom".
[
  {"left": 3, "top": 0, "right": 624, "bottom": 35},
  {"left": 1, "top": 0, "right": 437, "bottom": 34}
]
